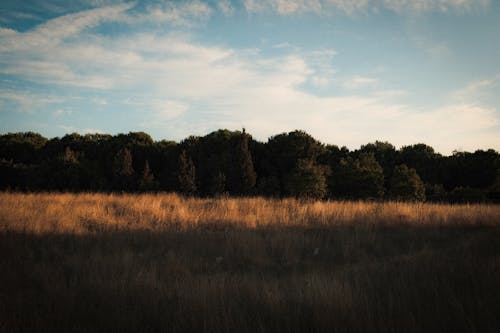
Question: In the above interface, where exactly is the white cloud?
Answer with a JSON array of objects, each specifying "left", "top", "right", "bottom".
[
  {"left": 52, "top": 109, "right": 73, "bottom": 117},
  {"left": 241, "top": 0, "right": 489, "bottom": 15},
  {"left": 383, "top": 0, "right": 490, "bottom": 13},
  {"left": 325, "top": 0, "right": 370, "bottom": 14},
  {"left": 0, "top": 91, "right": 65, "bottom": 113},
  {"left": 342, "top": 76, "right": 378, "bottom": 89},
  {"left": 0, "top": 3, "right": 134, "bottom": 53},
  {"left": 310, "top": 76, "right": 330, "bottom": 86},
  {"left": 452, "top": 74, "right": 500, "bottom": 102},
  {"left": 152, "top": 100, "right": 190, "bottom": 120},
  {"left": 243, "top": 0, "right": 323, "bottom": 14},
  {"left": 130, "top": 1, "right": 213, "bottom": 25},
  {"left": 218, "top": 0, "right": 235, "bottom": 15}
]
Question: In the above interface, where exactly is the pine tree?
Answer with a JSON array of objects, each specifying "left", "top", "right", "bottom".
[
  {"left": 177, "top": 150, "right": 197, "bottom": 195},
  {"left": 139, "top": 160, "right": 158, "bottom": 191},
  {"left": 59, "top": 146, "right": 80, "bottom": 190},
  {"left": 210, "top": 171, "right": 227, "bottom": 196},
  {"left": 113, "top": 147, "right": 134, "bottom": 190},
  {"left": 234, "top": 128, "right": 256, "bottom": 195}
]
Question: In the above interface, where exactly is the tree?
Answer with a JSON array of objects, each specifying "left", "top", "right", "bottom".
[
  {"left": 399, "top": 144, "right": 441, "bottom": 184},
  {"left": 285, "top": 159, "right": 328, "bottom": 199},
  {"left": 60, "top": 146, "right": 81, "bottom": 190},
  {"left": 389, "top": 164, "right": 425, "bottom": 201},
  {"left": 330, "top": 153, "right": 384, "bottom": 199},
  {"left": 177, "top": 150, "right": 197, "bottom": 195},
  {"left": 358, "top": 141, "right": 397, "bottom": 186},
  {"left": 113, "top": 148, "right": 134, "bottom": 190},
  {"left": 138, "top": 160, "right": 158, "bottom": 191},
  {"left": 232, "top": 129, "right": 257, "bottom": 195},
  {"left": 0, "top": 132, "right": 47, "bottom": 164},
  {"left": 264, "top": 130, "right": 326, "bottom": 196},
  {"left": 488, "top": 169, "right": 500, "bottom": 203},
  {"left": 448, "top": 186, "right": 486, "bottom": 203},
  {"left": 425, "top": 183, "right": 448, "bottom": 202}
]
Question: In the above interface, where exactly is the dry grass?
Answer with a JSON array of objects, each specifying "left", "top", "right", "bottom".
[
  {"left": 1, "top": 192, "right": 500, "bottom": 332},
  {"left": 1, "top": 192, "right": 498, "bottom": 233}
]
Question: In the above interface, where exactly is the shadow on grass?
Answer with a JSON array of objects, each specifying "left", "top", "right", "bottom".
[{"left": 1, "top": 224, "right": 500, "bottom": 333}]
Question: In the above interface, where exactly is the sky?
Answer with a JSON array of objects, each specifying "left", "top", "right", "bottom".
[{"left": 0, "top": 0, "right": 499, "bottom": 154}]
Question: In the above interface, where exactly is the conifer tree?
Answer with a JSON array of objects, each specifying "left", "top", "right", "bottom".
[
  {"left": 234, "top": 128, "right": 256, "bottom": 195},
  {"left": 139, "top": 160, "right": 158, "bottom": 191},
  {"left": 113, "top": 147, "right": 134, "bottom": 190},
  {"left": 177, "top": 150, "right": 197, "bottom": 195}
]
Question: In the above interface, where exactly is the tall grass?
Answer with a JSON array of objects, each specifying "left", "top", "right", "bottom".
[
  {"left": 1, "top": 192, "right": 498, "bottom": 233},
  {"left": 1, "top": 192, "right": 499, "bottom": 332}
]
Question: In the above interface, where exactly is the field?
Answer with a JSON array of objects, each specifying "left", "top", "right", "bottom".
[{"left": 1, "top": 193, "right": 500, "bottom": 332}]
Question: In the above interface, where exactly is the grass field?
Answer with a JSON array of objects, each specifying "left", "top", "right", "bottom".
[{"left": 1, "top": 192, "right": 500, "bottom": 332}]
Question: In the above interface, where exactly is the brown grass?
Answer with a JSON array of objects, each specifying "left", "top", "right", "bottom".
[{"left": 1, "top": 192, "right": 500, "bottom": 332}]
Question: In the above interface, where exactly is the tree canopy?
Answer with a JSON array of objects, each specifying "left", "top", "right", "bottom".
[{"left": 0, "top": 129, "right": 498, "bottom": 203}]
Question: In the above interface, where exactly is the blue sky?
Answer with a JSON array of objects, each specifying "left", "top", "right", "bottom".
[{"left": 0, "top": 0, "right": 499, "bottom": 154}]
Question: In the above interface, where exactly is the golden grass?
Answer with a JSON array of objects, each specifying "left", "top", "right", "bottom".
[
  {"left": 1, "top": 192, "right": 498, "bottom": 234},
  {"left": 1, "top": 192, "right": 500, "bottom": 332}
]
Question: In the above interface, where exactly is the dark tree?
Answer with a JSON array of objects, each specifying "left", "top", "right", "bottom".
[
  {"left": 0, "top": 132, "right": 47, "bottom": 164},
  {"left": 389, "top": 164, "right": 425, "bottom": 202},
  {"left": 0, "top": 130, "right": 498, "bottom": 201},
  {"left": 263, "top": 130, "right": 326, "bottom": 196},
  {"left": 209, "top": 171, "right": 226, "bottom": 196},
  {"left": 139, "top": 160, "right": 158, "bottom": 191},
  {"left": 448, "top": 186, "right": 486, "bottom": 203},
  {"left": 232, "top": 129, "right": 257, "bottom": 195},
  {"left": 358, "top": 141, "right": 397, "bottom": 186},
  {"left": 399, "top": 144, "right": 441, "bottom": 184},
  {"left": 177, "top": 150, "right": 197, "bottom": 195},
  {"left": 330, "top": 153, "right": 384, "bottom": 200},
  {"left": 59, "top": 146, "right": 81, "bottom": 190},
  {"left": 285, "top": 159, "right": 328, "bottom": 199},
  {"left": 113, "top": 147, "right": 134, "bottom": 190}
]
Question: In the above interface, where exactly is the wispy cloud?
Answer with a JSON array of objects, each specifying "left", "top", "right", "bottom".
[
  {"left": 241, "top": 0, "right": 489, "bottom": 15},
  {"left": 383, "top": 0, "right": 490, "bottom": 13},
  {"left": 452, "top": 74, "right": 500, "bottom": 102},
  {"left": 342, "top": 76, "right": 378, "bottom": 89},
  {"left": 0, "top": 91, "right": 65, "bottom": 113},
  {"left": 0, "top": 3, "right": 134, "bottom": 52},
  {"left": 128, "top": 1, "right": 213, "bottom": 25},
  {"left": 218, "top": 0, "right": 235, "bottom": 15}
]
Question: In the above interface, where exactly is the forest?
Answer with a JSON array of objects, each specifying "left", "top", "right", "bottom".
[{"left": 0, "top": 129, "right": 498, "bottom": 202}]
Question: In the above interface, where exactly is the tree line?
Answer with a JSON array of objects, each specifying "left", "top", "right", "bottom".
[{"left": 0, "top": 129, "right": 498, "bottom": 202}]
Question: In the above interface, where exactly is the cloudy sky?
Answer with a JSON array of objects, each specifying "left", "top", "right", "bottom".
[{"left": 0, "top": 0, "right": 499, "bottom": 154}]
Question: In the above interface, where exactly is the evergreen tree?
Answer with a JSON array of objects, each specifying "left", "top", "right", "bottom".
[
  {"left": 113, "top": 147, "right": 134, "bottom": 190},
  {"left": 389, "top": 164, "right": 425, "bottom": 201},
  {"left": 139, "top": 160, "right": 158, "bottom": 191},
  {"left": 60, "top": 146, "right": 81, "bottom": 190},
  {"left": 233, "top": 129, "right": 257, "bottom": 195},
  {"left": 209, "top": 171, "right": 226, "bottom": 196},
  {"left": 177, "top": 150, "right": 197, "bottom": 195}
]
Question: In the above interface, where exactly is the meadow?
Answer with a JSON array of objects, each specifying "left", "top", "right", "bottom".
[{"left": 1, "top": 192, "right": 500, "bottom": 332}]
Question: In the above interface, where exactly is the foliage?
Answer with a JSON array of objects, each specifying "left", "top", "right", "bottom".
[
  {"left": 330, "top": 153, "right": 385, "bottom": 199},
  {"left": 285, "top": 159, "right": 328, "bottom": 199},
  {"left": 389, "top": 164, "right": 426, "bottom": 202},
  {"left": 176, "top": 150, "right": 197, "bottom": 195},
  {"left": 0, "top": 130, "right": 498, "bottom": 202}
]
